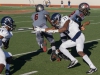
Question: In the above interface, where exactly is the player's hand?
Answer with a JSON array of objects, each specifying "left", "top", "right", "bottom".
[{"left": 81, "top": 26, "right": 85, "bottom": 30}]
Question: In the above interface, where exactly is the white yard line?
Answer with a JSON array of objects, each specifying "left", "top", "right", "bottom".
[
  {"left": 12, "top": 39, "right": 100, "bottom": 57},
  {"left": 20, "top": 71, "right": 38, "bottom": 75},
  {"left": 16, "top": 21, "right": 32, "bottom": 23},
  {"left": 13, "top": 30, "right": 31, "bottom": 33},
  {"left": 13, "top": 16, "right": 30, "bottom": 18},
  {"left": 91, "top": 22, "right": 100, "bottom": 24}
]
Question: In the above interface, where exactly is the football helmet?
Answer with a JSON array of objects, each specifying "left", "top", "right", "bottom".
[
  {"left": 51, "top": 13, "right": 61, "bottom": 28},
  {"left": 36, "top": 4, "right": 44, "bottom": 12},
  {"left": 1, "top": 16, "right": 16, "bottom": 30},
  {"left": 79, "top": 3, "right": 90, "bottom": 16}
]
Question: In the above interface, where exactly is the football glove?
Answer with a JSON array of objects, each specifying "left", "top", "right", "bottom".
[{"left": 34, "top": 26, "right": 45, "bottom": 32}]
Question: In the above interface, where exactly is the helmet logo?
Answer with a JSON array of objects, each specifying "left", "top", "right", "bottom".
[{"left": 5, "top": 18, "right": 12, "bottom": 24}]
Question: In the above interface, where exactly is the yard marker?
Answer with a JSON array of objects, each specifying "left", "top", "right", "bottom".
[{"left": 20, "top": 71, "right": 38, "bottom": 75}]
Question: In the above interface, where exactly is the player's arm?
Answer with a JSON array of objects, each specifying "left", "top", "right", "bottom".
[
  {"left": 45, "top": 14, "right": 58, "bottom": 29},
  {"left": 55, "top": 20, "right": 70, "bottom": 33},
  {"left": 0, "top": 35, "right": 4, "bottom": 39},
  {"left": 2, "top": 38, "right": 10, "bottom": 49},
  {"left": 45, "top": 20, "right": 70, "bottom": 33},
  {"left": 82, "top": 21, "right": 90, "bottom": 26},
  {"left": 81, "top": 21, "right": 90, "bottom": 30},
  {"left": 45, "top": 14, "right": 54, "bottom": 26},
  {"left": 0, "top": 35, "right": 9, "bottom": 49}
]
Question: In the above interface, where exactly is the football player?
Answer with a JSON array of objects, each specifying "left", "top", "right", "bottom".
[
  {"left": 34, "top": 13, "right": 97, "bottom": 74},
  {"left": 60, "top": 2, "right": 91, "bottom": 43},
  {"left": 31, "top": 4, "right": 57, "bottom": 61},
  {"left": 55, "top": 3, "right": 91, "bottom": 60},
  {"left": 0, "top": 16, "right": 16, "bottom": 74}
]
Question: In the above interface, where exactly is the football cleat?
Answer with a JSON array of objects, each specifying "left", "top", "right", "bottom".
[
  {"left": 86, "top": 68, "right": 97, "bottom": 74},
  {"left": 42, "top": 40, "right": 47, "bottom": 52},
  {"left": 67, "top": 60, "right": 78, "bottom": 69},
  {"left": 5, "top": 69, "right": 11, "bottom": 75}
]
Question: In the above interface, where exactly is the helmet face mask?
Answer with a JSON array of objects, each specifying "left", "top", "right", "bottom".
[
  {"left": 36, "top": 4, "right": 44, "bottom": 12},
  {"left": 51, "top": 13, "right": 61, "bottom": 28},
  {"left": 79, "top": 3, "right": 90, "bottom": 16},
  {"left": 1, "top": 16, "right": 16, "bottom": 31}
]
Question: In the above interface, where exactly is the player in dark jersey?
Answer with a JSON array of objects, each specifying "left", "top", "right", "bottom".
[{"left": 31, "top": 4, "right": 58, "bottom": 61}]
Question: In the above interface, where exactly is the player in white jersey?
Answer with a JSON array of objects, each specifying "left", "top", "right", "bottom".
[
  {"left": 31, "top": 4, "right": 58, "bottom": 61},
  {"left": 0, "top": 16, "right": 16, "bottom": 74},
  {"left": 34, "top": 13, "right": 97, "bottom": 74},
  {"left": 60, "top": 2, "right": 91, "bottom": 43},
  {"left": 56, "top": 2, "right": 91, "bottom": 60}
]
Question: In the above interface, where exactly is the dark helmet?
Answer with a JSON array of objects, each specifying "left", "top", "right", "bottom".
[
  {"left": 51, "top": 13, "right": 61, "bottom": 27},
  {"left": 79, "top": 3, "right": 90, "bottom": 16},
  {"left": 36, "top": 4, "right": 44, "bottom": 12},
  {"left": 51, "top": 13, "right": 61, "bottom": 23},
  {"left": 1, "top": 16, "right": 16, "bottom": 30}
]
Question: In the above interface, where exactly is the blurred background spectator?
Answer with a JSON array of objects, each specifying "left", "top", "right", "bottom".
[
  {"left": 61, "top": 0, "right": 64, "bottom": 8},
  {"left": 68, "top": 0, "right": 71, "bottom": 8}
]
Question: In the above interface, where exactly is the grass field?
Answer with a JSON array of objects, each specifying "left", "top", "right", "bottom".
[{"left": 0, "top": 6, "right": 100, "bottom": 75}]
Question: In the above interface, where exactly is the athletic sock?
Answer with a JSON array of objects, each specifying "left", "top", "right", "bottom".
[{"left": 83, "top": 55, "right": 96, "bottom": 69}]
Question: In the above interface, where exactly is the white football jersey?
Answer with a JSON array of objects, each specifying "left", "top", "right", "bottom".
[
  {"left": 0, "top": 27, "right": 13, "bottom": 47},
  {"left": 59, "top": 16, "right": 80, "bottom": 39}
]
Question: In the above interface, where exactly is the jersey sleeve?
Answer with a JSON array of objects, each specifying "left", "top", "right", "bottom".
[
  {"left": 43, "top": 10, "right": 49, "bottom": 16},
  {"left": 61, "top": 16, "right": 70, "bottom": 23}
]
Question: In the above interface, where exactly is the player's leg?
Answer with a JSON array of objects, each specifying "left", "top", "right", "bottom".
[
  {"left": 4, "top": 51, "right": 12, "bottom": 75},
  {"left": 76, "top": 33, "right": 97, "bottom": 74},
  {"left": 35, "top": 31, "right": 47, "bottom": 52},
  {"left": 0, "top": 48, "right": 6, "bottom": 73},
  {"left": 59, "top": 40, "right": 78, "bottom": 68},
  {"left": 58, "top": 33, "right": 70, "bottom": 60}
]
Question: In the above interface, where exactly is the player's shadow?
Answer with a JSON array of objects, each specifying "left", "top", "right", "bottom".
[
  {"left": 70, "top": 41, "right": 98, "bottom": 57},
  {"left": 10, "top": 49, "right": 44, "bottom": 75}
]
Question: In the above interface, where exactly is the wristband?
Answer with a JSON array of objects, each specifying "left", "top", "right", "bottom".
[
  {"left": 53, "top": 29, "right": 59, "bottom": 33},
  {"left": 41, "top": 29, "right": 45, "bottom": 32}
]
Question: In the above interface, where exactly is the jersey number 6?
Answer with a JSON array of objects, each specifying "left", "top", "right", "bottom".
[{"left": 34, "top": 14, "right": 38, "bottom": 20}]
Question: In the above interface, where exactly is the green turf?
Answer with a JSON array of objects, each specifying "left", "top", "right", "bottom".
[{"left": 0, "top": 6, "right": 100, "bottom": 75}]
